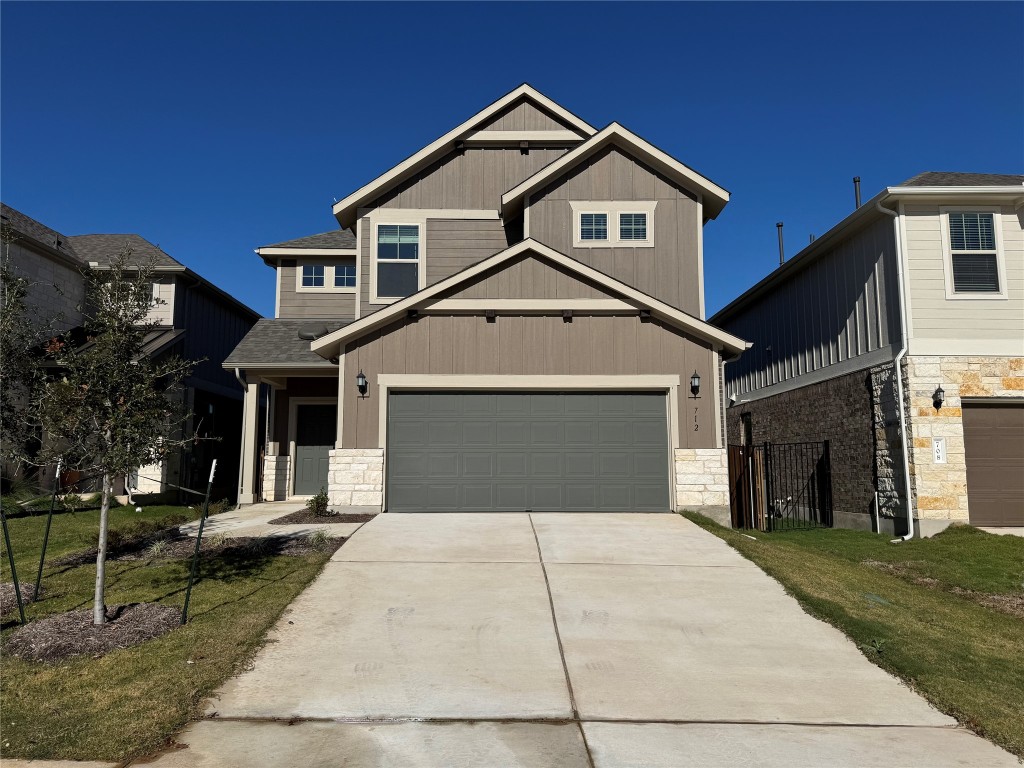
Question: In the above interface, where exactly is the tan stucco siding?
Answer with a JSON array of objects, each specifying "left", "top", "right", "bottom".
[
  {"left": 904, "top": 203, "right": 1024, "bottom": 356},
  {"left": 342, "top": 314, "right": 717, "bottom": 450},
  {"left": 445, "top": 253, "right": 614, "bottom": 300},
  {"left": 526, "top": 146, "right": 701, "bottom": 314},
  {"left": 474, "top": 99, "right": 583, "bottom": 132},
  {"left": 374, "top": 147, "right": 568, "bottom": 210},
  {"left": 278, "top": 259, "right": 357, "bottom": 319}
]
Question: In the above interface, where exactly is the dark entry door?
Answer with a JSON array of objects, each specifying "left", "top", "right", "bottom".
[
  {"left": 294, "top": 404, "right": 336, "bottom": 496},
  {"left": 387, "top": 391, "right": 670, "bottom": 512}
]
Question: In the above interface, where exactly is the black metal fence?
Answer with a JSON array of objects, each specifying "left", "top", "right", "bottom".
[{"left": 729, "top": 440, "right": 833, "bottom": 532}]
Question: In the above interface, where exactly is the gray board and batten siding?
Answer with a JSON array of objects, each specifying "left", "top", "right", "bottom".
[
  {"left": 387, "top": 391, "right": 670, "bottom": 513},
  {"left": 473, "top": 98, "right": 590, "bottom": 133},
  {"left": 277, "top": 259, "right": 358, "bottom": 319},
  {"left": 340, "top": 313, "right": 717, "bottom": 451},
  {"left": 447, "top": 253, "right": 615, "bottom": 300},
  {"left": 526, "top": 145, "right": 703, "bottom": 316},
  {"left": 717, "top": 215, "right": 901, "bottom": 401}
]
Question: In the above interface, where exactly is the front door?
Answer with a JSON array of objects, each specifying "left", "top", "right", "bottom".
[{"left": 294, "top": 404, "right": 336, "bottom": 496}]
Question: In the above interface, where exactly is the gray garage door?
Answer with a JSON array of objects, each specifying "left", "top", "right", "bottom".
[{"left": 386, "top": 391, "right": 670, "bottom": 512}]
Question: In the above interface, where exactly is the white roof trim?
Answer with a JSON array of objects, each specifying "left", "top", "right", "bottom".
[
  {"left": 310, "top": 238, "right": 748, "bottom": 357},
  {"left": 257, "top": 248, "right": 357, "bottom": 257},
  {"left": 501, "top": 123, "right": 731, "bottom": 220},
  {"left": 886, "top": 185, "right": 1024, "bottom": 196},
  {"left": 332, "top": 85, "right": 597, "bottom": 228}
]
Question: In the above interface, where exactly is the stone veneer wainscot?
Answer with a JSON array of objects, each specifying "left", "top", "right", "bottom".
[
  {"left": 329, "top": 449, "right": 384, "bottom": 508},
  {"left": 674, "top": 448, "right": 729, "bottom": 510}
]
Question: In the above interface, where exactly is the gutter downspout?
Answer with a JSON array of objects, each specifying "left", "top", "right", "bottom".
[
  {"left": 875, "top": 200, "right": 914, "bottom": 542},
  {"left": 234, "top": 368, "right": 248, "bottom": 505}
]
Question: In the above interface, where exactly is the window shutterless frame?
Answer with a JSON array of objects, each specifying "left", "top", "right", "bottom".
[
  {"left": 570, "top": 201, "right": 657, "bottom": 248},
  {"left": 294, "top": 260, "right": 357, "bottom": 293},
  {"left": 938, "top": 206, "right": 1007, "bottom": 300},
  {"left": 371, "top": 221, "right": 425, "bottom": 303}
]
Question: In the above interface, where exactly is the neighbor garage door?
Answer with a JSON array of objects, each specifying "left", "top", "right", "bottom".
[
  {"left": 962, "top": 402, "right": 1024, "bottom": 527},
  {"left": 386, "top": 391, "right": 670, "bottom": 512}
]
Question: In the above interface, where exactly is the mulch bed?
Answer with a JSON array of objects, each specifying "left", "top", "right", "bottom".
[
  {"left": 863, "top": 560, "right": 1024, "bottom": 619},
  {"left": 4, "top": 603, "right": 180, "bottom": 662},
  {"left": 268, "top": 511, "right": 376, "bottom": 525},
  {"left": 1, "top": 583, "right": 44, "bottom": 617}
]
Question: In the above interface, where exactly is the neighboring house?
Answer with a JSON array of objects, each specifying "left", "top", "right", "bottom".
[
  {"left": 712, "top": 173, "right": 1024, "bottom": 536},
  {"left": 225, "top": 84, "right": 748, "bottom": 514},
  {"left": 2, "top": 204, "right": 260, "bottom": 502}
]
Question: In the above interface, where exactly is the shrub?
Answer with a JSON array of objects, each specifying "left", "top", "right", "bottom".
[
  {"left": 61, "top": 492, "right": 84, "bottom": 514},
  {"left": 309, "top": 530, "right": 331, "bottom": 551},
  {"left": 306, "top": 488, "right": 331, "bottom": 517},
  {"left": 207, "top": 498, "right": 230, "bottom": 516}
]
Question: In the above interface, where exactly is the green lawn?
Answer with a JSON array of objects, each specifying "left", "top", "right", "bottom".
[
  {"left": 684, "top": 513, "right": 1024, "bottom": 758},
  {"left": 1, "top": 503, "right": 332, "bottom": 762}
]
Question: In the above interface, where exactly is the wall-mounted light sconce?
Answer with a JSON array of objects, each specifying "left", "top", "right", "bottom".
[
  {"left": 356, "top": 369, "right": 368, "bottom": 398},
  {"left": 932, "top": 385, "right": 945, "bottom": 410},
  {"left": 690, "top": 370, "right": 701, "bottom": 399}
]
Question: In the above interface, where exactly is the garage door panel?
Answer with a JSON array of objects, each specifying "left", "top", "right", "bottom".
[
  {"left": 963, "top": 403, "right": 1024, "bottom": 527},
  {"left": 387, "top": 392, "right": 670, "bottom": 512}
]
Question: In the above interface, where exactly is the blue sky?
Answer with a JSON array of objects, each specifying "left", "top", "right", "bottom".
[{"left": 3, "top": 2, "right": 1022, "bottom": 318}]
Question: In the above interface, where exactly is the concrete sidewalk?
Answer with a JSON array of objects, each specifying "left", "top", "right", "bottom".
[
  {"left": 178, "top": 501, "right": 373, "bottom": 539},
  {"left": 141, "top": 513, "right": 1017, "bottom": 767}
]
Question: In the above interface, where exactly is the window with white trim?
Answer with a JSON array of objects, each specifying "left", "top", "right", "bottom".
[
  {"left": 947, "top": 212, "right": 999, "bottom": 293},
  {"left": 334, "top": 264, "right": 356, "bottom": 288},
  {"left": 580, "top": 213, "right": 608, "bottom": 242},
  {"left": 619, "top": 212, "right": 648, "bottom": 241},
  {"left": 301, "top": 264, "right": 325, "bottom": 287},
  {"left": 376, "top": 224, "right": 420, "bottom": 298}
]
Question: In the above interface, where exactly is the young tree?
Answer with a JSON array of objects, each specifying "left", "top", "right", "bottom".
[{"left": 38, "top": 248, "right": 195, "bottom": 624}]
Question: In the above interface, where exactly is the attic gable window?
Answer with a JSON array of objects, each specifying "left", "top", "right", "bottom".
[
  {"left": 619, "top": 213, "right": 648, "bottom": 241},
  {"left": 946, "top": 211, "right": 1002, "bottom": 294},
  {"left": 579, "top": 213, "right": 608, "bottom": 241},
  {"left": 570, "top": 201, "right": 657, "bottom": 248}
]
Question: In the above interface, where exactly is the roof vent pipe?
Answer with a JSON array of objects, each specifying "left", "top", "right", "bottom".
[
  {"left": 776, "top": 222, "right": 785, "bottom": 266},
  {"left": 853, "top": 176, "right": 862, "bottom": 209},
  {"left": 809, "top": 234, "right": 816, "bottom": 243}
]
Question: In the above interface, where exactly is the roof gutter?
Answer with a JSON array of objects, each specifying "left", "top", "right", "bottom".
[{"left": 875, "top": 198, "right": 914, "bottom": 542}]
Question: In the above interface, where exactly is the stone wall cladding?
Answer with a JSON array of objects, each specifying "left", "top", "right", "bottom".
[
  {"left": 905, "top": 355, "right": 1024, "bottom": 523},
  {"left": 262, "top": 455, "right": 290, "bottom": 502},
  {"left": 674, "top": 448, "right": 728, "bottom": 508},
  {"left": 329, "top": 449, "right": 384, "bottom": 508},
  {"left": 725, "top": 368, "right": 877, "bottom": 523}
]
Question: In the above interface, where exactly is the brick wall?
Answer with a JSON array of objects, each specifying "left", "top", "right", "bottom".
[{"left": 726, "top": 368, "right": 877, "bottom": 527}]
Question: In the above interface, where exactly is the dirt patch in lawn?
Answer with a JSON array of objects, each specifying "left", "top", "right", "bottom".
[
  {"left": 863, "top": 560, "right": 1024, "bottom": 619},
  {"left": 53, "top": 531, "right": 344, "bottom": 566},
  {"left": 5, "top": 603, "right": 180, "bottom": 662},
  {"left": 1, "top": 583, "right": 44, "bottom": 617},
  {"left": 268, "top": 511, "right": 376, "bottom": 525}
]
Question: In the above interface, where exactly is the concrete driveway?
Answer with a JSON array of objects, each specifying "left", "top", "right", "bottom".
[{"left": 144, "top": 513, "right": 1016, "bottom": 767}]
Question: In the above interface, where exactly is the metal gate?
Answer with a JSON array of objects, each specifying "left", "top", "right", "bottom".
[{"left": 729, "top": 441, "right": 833, "bottom": 531}]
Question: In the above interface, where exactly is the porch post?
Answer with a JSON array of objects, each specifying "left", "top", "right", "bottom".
[
  {"left": 238, "top": 375, "right": 261, "bottom": 505},
  {"left": 336, "top": 352, "right": 346, "bottom": 449}
]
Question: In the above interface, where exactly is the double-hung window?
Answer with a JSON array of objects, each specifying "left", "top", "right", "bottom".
[
  {"left": 946, "top": 211, "right": 1001, "bottom": 294},
  {"left": 301, "top": 264, "right": 325, "bottom": 287},
  {"left": 579, "top": 213, "right": 608, "bottom": 242},
  {"left": 619, "top": 212, "right": 648, "bottom": 241},
  {"left": 376, "top": 224, "right": 420, "bottom": 299},
  {"left": 334, "top": 264, "right": 356, "bottom": 288}
]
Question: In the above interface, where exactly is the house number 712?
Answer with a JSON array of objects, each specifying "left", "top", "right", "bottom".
[{"left": 694, "top": 407, "right": 699, "bottom": 431}]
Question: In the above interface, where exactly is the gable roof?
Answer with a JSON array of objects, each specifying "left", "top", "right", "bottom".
[
  {"left": 900, "top": 171, "right": 1024, "bottom": 187},
  {"left": 69, "top": 234, "right": 183, "bottom": 269},
  {"left": 259, "top": 229, "right": 356, "bottom": 251},
  {"left": 501, "top": 123, "right": 731, "bottom": 221},
  {"left": 332, "top": 84, "right": 597, "bottom": 228},
  {"left": 1, "top": 203, "right": 82, "bottom": 264},
  {"left": 310, "top": 238, "right": 748, "bottom": 357}
]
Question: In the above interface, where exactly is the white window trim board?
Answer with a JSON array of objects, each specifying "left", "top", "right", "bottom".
[
  {"left": 569, "top": 201, "right": 657, "bottom": 248},
  {"left": 294, "top": 258, "right": 358, "bottom": 294},
  {"left": 370, "top": 218, "right": 427, "bottom": 304},
  {"left": 938, "top": 206, "right": 1007, "bottom": 300}
]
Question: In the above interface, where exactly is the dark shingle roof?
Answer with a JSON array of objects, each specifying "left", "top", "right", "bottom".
[
  {"left": 223, "top": 318, "right": 351, "bottom": 368},
  {"left": 261, "top": 230, "right": 356, "bottom": 250},
  {"left": 1, "top": 203, "right": 81, "bottom": 261},
  {"left": 900, "top": 172, "right": 1024, "bottom": 187},
  {"left": 68, "top": 234, "right": 183, "bottom": 269}
]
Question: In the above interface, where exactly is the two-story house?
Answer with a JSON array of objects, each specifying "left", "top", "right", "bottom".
[
  {"left": 712, "top": 173, "right": 1024, "bottom": 536},
  {"left": 225, "top": 84, "right": 748, "bottom": 515},
  {"left": 2, "top": 204, "right": 260, "bottom": 502}
]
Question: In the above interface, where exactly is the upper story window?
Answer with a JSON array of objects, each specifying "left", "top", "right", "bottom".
[
  {"left": 580, "top": 213, "right": 608, "bottom": 241},
  {"left": 570, "top": 202, "right": 657, "bottom": 248},
  {"left": 334, "top": 264, "right": 356, "bottom": 288},
  {"left": 376, "top": 224, "right": 420, "bottom": 299},
  {"left": 619, "top": 213, "right": 648, "bottom": 241},
  {"left": 941, "top": 208, "right": 1005, "bottom": 298},
  {"left": 301, "top": 264, "right": 325, "bottom": 287},
  {"left": 948, "top": 212, "right": 998, "bottom": 292}
]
